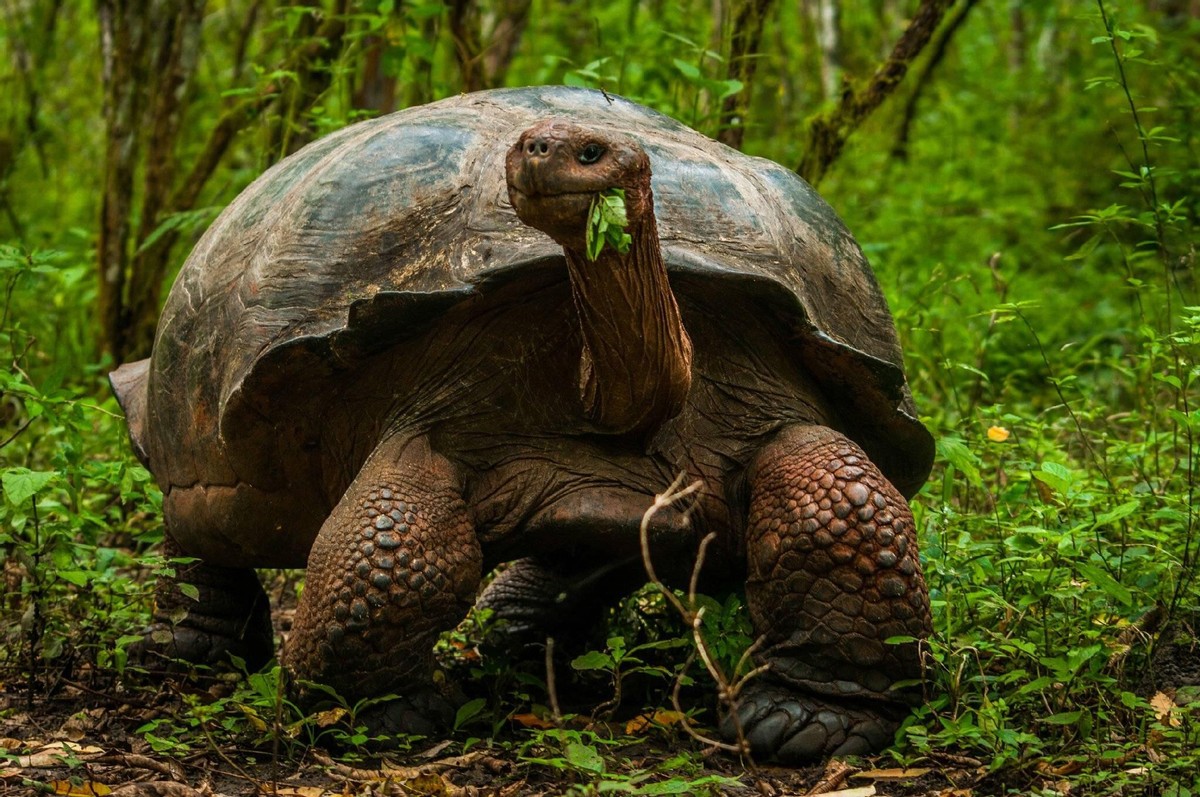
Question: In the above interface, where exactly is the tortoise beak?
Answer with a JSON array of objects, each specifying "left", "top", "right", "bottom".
[{"left": 506, "top": 136, "right": 594, "bottom": 246}]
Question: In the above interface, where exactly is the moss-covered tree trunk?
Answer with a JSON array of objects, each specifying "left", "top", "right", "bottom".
[
  {"left": 717, "top": 0, "right": 776, "bottom": 149},
  {"left": 96, "top": 0, "right": 349, "bottom": 363},
  {"left": 797, "top": 0, "right": 953, "bottom": 185}
]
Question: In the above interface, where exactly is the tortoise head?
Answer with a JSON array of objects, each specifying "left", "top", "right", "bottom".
[{"left": 506, "top": 119, "right": 653, "bottom": 250}]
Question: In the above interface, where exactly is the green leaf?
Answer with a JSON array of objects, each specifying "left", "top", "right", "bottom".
[
  {"left": 571, "top": 650, "right": 614, "bottom": 671},
  {"left": 454, "top": 697, "right": 486, "bottom": 730},
  {"left": 179, "top": 583, "right": 200, "bottom": 602},
  {"left": 56, "top": 571, "right": 90, "bottom": 587},
  {"left": 936, "top": 437, "right": 982, "bottom": 488},
  {"left": 2, "top": 468, "right": 55, "bottom": 506},
  {"left": 1094, "top": 500, "right": 1139, "bottom": 527},
  {"left": 1042, "top": 710, "right": 1083, "bottom": 725},
  {"left": 635, "top": 779, "right": 694, "bottom": 795},
  {"left": 585, "top": 189, "right": 632, "bottom": 261},
  {"left": 716, "top": 79, "right": 743, "bottom": 100},
  {"left": 1077, "top": 563, "right": 1132, "bottom": 606},
  {"left": 565, "top": 741, "right": 605, "bottom": 773},
  {"left": 1033, "top": 462, "right": 1073, "bottom": 494},
  {"left": 672, "top": 58, "right": 701, "bottom": 81}
]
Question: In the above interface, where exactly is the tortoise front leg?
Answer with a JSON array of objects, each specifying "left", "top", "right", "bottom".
[
  {"left": 283, "top": 434, "right": 482, "bottom": 734},
  {"left": 725, "top": 425, "right": 931, "bottom": 761}
]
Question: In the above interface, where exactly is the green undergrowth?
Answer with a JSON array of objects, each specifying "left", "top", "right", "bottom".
[{"left": 2, "top": 1, "right": 1199, "bottom": 794}]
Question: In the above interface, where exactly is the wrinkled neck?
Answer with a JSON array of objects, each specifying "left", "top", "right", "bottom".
[{"left": 563, "top": 210, "right": 693, "bottom": 437}]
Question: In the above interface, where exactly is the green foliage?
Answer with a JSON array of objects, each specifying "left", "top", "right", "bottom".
[
  {"left": 1, "top": 0, "right": 1199, "bottom": 791},
  {"left": 586, "top": 188, "right": 633, "bottom": 261},
  {"left": 520, "top": 727, "right": 740, "bottom": 794},
  {"left": 0, "top": 245, "right": 160, "bottom": 674}
]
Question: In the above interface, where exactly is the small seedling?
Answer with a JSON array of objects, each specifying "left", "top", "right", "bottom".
[{"left": 585, "top": 188, "right": 632, "bottom": 261}]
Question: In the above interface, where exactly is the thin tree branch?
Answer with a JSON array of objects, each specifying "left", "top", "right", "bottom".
[
  {"left": 797, "top": 0, "right": 954, "bottom": 185},
  {"left": 449, "top": 0, "right": 484, "bottom": 92},
  {"left": 717, "top": 0, "right": 775, "bottom": 149},
  {"left": 892, "top": 0, "right": 979, "bottom": 160}
]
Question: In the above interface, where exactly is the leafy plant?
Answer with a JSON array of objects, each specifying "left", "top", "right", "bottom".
[{"left": 586, "top": 188, "right": 633, "bottom": 261}]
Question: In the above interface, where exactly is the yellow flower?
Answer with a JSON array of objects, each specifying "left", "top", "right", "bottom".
[{"left": 987, "top": 425, "right": 1011, "bottom": 442}]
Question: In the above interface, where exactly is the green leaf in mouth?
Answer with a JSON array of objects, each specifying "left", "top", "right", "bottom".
[{"left": 585, "top": 187, "right": 633, "bottom": 261}]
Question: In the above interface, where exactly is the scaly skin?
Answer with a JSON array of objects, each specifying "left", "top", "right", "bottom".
[
  {"left": 724, "top": 425, "right": 931, "bottom": 761},
  {"left": 283, "top": 434, "right": 481, "bottom": 732},
  {"left": 475, "top": 556, "right": 645, "bottom": 653}
]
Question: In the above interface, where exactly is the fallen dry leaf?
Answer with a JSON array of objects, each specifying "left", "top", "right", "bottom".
[
  {"left": 804, "top": 757, "right": 856, "bottom": 795},
  {"left": 313, "top": 706, "right": 348, "bottom": 727},
  {"left": 1150, "top": 691, "right": 1181, "bottom": 727},
  {"left": 52, "top": 780, "right": 112, "bottom": 796},
  {"left": 17, "top": 742, "right": 105, "bottom": 768},
  {"left": 1036, "top": 759, "right": 1084, "bottom": 777},
  {"left": 853, "top": 767, "right": 932, "bottom": 780},
  {"left": 110, "top": 784, "right": 206, "bottom": 797},
  {"left": 815, "top": 787, "right": 876, "bottom": 797},
  {"left": 625, "top": 710, "right": 691, "bottom": 735},
  {"left": 396, "top": 772, "right": 451, "bottom": 796},
  {"left": 512, "top": 713, "right": 556, "bottom": 730}
]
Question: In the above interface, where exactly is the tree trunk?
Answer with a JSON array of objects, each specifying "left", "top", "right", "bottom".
[
  {"left": 96, "top": 0, "right": 351, "bottom": 362},
  {"left": 354, "top": 35, "right": 399, "bottom": 115},
  {"left": 0, "top": 0, "right": 62, "bottom": 241},
  {"left": 481, "top": 0, "right": 532, "bottom": 87},
  {"left": 125, "top": 0, "right": 206, "bottom": 360},
  {"left": 809, "top": 0, "right": 842, "bottom": 101},
  {"left": 449, "top": 0, "right": 484, "bottom": 92},
  {"left": 717, "top": 0, "right": 775, "bottom": 149},
  {"left": 97, "top": 0, "right": 155, "bottom": 361},
  {"left": 796, "top": 0, "right": 954, "bottom": 185},
  {"left": 265, "top": 0, "right": 349, "bottom": 159},
  {"left": 892, "top": 0, "right": 979, "bottom": 160}
]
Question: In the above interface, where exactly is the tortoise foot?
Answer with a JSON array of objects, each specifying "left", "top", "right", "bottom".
[
  {"left": 132, "top": 533, "right": 273, "bottom": 672},
  {"left": 476, "top": 557, "right": 635, "bottom": 656},
  {"left": 129, "top": 620, "right": 272, "bottom": 672},
  {"left": 357, "top": 689, "right": 458, "bottom": 740},
  {"left": 721, "top": 682, "right": 899, "bottom": 762}
]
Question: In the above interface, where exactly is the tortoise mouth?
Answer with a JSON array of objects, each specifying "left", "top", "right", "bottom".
[
  {"left": 508, "top": 186, "right": 596, "bottom": 203},
  {"left": 508, "top": 186, "right": 597, "bottom": 247}
]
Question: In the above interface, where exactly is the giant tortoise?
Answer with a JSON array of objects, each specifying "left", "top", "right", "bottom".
[{"left": 110, "top": 86, "right": 934, "bottom": 761}]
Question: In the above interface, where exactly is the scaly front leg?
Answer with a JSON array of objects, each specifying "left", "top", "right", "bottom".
[
  {"left": 284, "top": 435, "right": 482, "bottom": 734},
  {"left": 725, "top": 425, "right": 931, "bottom": 761}
]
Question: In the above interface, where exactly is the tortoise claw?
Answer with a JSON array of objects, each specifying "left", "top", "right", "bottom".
[
  {"left": 356, "top": 689, "right": 458, "bottom": 742},
  {"left": 721, "top": 682, "right": 899, "bottom": 762},
  {"left": 126, "top": 621, "right": 272, "bottom": 673}
]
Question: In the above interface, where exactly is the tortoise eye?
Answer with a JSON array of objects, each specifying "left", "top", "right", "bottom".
[{"left": 579, "top": 143, "right": 605, "bottom": 165}]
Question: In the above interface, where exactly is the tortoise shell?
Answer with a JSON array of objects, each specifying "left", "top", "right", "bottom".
[{"left": 119, "top": 85, "right": 931, "bottom": 515}]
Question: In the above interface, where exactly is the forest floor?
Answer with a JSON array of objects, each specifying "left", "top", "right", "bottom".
[
  {"left": 0, "top": 686, "right": 1000, "bottom": 797},
  {"left": 0, "top": 567, "right": 1059, "bottom": 796}
]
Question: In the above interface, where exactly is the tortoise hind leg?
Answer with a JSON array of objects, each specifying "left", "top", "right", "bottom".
[
  {"left": 475, "top": 556, "right": 641, "bottom": 653},
  {"left": 283, "top": 434, "right": 482, "bottom": 735},
  {"left": 724, "top": 425, "right": 931, "bottom": 761},
  {"left": 136, "top": 532, "right": 274, "bottom": 671}
]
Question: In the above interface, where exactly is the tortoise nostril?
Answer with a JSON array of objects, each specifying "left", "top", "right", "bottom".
[{"left": 524, "top": 138, "right": 553, "bottom": 158}]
